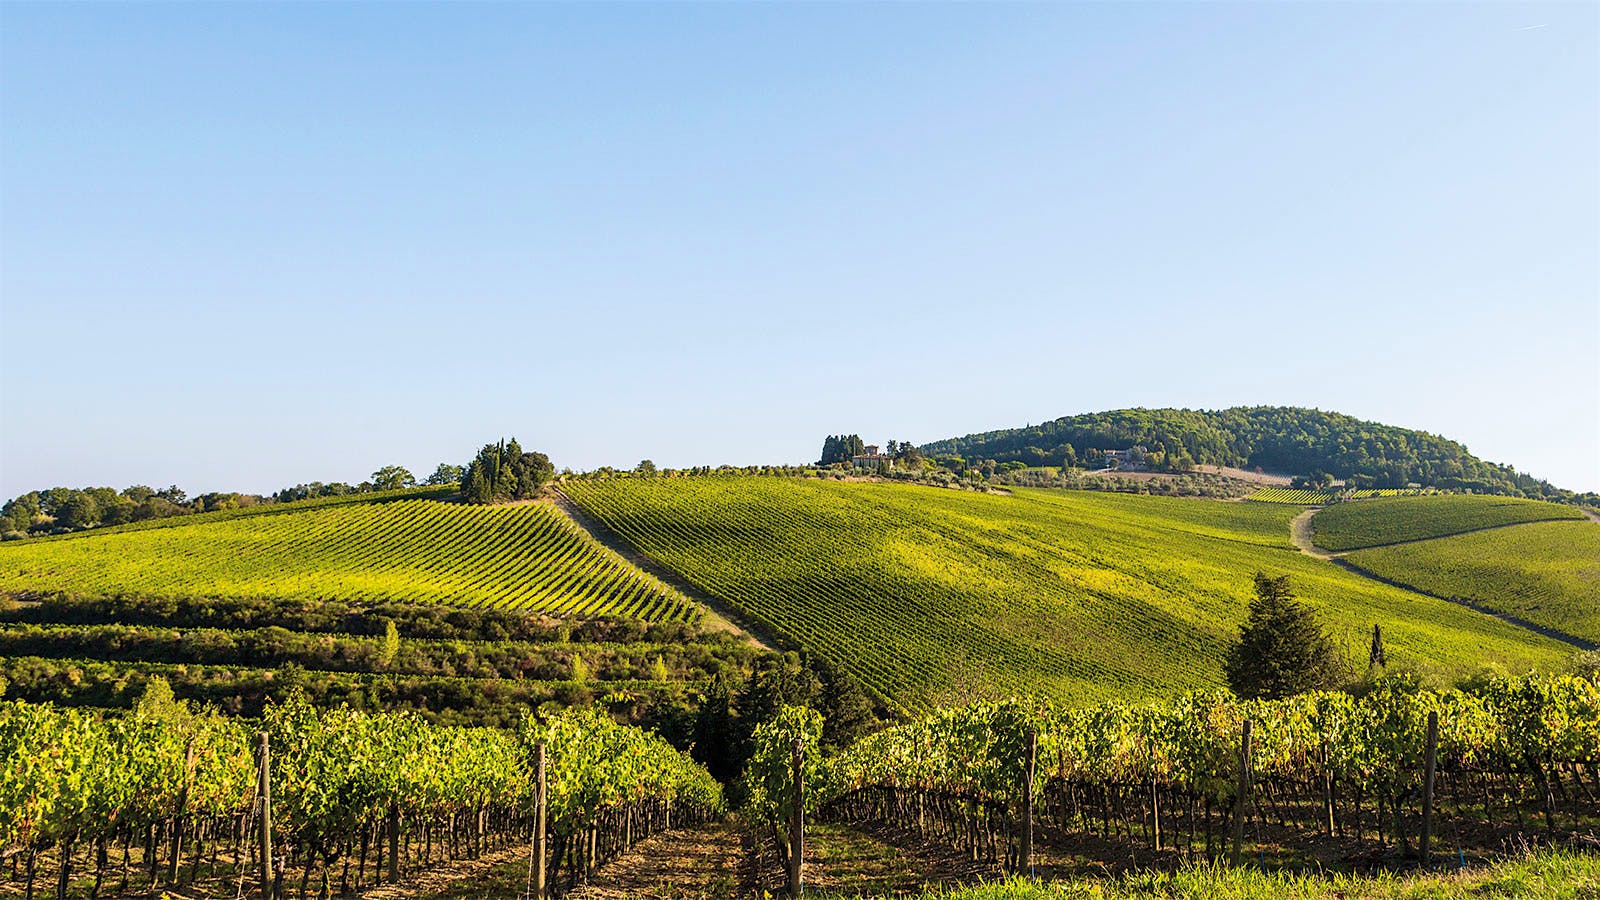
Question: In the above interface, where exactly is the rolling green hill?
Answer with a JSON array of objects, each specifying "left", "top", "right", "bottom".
[
  {"left": 562, "top": 477, "right": 1568, "bottom": 712},
  {"left": 922, "top": 407, "right": 1585, "bottom": 500},
  {"left": 3, "top": 475, "right": 1580, "bottom": 716},
  {"left": 1343, "top": 520, "right": 1600, "bottom": 646},
  {"left": 1310, "top": 494, "right": 1585, "bottom": 551},
  {"left": 0, "top": 497, "right": 697, "bottom": 620}
]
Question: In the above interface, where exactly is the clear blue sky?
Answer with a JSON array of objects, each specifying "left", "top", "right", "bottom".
[{"left": 3, "top": 2, "right": 1596, "bottom": 496}]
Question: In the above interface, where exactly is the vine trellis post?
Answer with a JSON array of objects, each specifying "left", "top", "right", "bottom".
[
  {"left": 386, "top": 803, "right": 400, "bottom": 884},
  {"left": 168, "top": 739, "right": 196, "bottom": 884},
  {"left": 256, "top": 732, "right": 273, "bottom": 900},
  {"left": 529, "top": 740, "right": 547, "bottom": 899},
  {"left": 1021, "top": 727, "right": 1037, "bottom": 876},
  {"left": 1230, "top": 719, "right": 1252, "bottom": 867},
  {"left": 788, "top": 736, "right": 805, "bottom": 898},
  {"left": 1420, "top": 710, "right": 1439, "bottom": 866}
]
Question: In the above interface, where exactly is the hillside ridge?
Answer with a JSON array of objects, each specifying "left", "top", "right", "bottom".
[{"left": 922, "top": 406, "right": 1589, "bottom": 501}]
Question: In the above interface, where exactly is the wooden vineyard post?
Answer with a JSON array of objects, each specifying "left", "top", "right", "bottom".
[
  {"left": 1420, "top": 711, "right": 1438, "bottom": 866},
  {"left": 1231, "top": 719, "right": 1252, "bottom": 867},
  {"left": 1150, "top": 775, "right": 1161, "bottom": 853},
  {"left": 788, "top": 737, "right": 804, "bottom": 898},
  {"left": 387, "top": 803, "right": 400, "bottom": 883},
  {"left": 168, "top": 739, "right": 195, "bottom": 883},
  {"left": 530, "top": 741, "right": 547, "bottom": 899},
  {"left": 1021, "top": 728, "right": 1036, "bottom": 876},
  {"left": 1321, "top": 741, "right": 1335, "bottom": 837},
  {"left": 257, "top": 732, "right": 273, "bottom": 900}
]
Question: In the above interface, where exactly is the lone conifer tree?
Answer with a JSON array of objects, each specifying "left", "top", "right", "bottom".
[
  {"left": 1224, "top": 573, "right": 1343, "bottom": 700},
  {"left": 1368, "top": 623, "right": 1386, "bottom": 671}
]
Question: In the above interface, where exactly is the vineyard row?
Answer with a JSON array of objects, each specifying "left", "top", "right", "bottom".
[{"left": 0, "top": 694, "right": 723, "bottom": 899}]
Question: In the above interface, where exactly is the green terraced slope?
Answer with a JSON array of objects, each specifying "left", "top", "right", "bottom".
[
  {"left": 1344, "top": 520, "right": 1600, "bottom": 646},
  {"left": 561, "top": 477, "right": 1568, "bottom": 712},
  {"left": 0, "top": 498, "right": 697, "bottom": 620},
  {"left": 1311, "top": 494, "right": 1584, "bottom": 552}
]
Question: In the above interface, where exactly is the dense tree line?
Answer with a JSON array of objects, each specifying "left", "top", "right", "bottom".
[
  {"left": 921, "top": 406, "right": 1597, "bottom": 501},
  {"left": 0, "top": 484, "right": 242, "bottom": 535},
  {"left": 818, "top": 434, "right": 866, "bottom": 465},
  {"left": 2, "top": 463, "right": 464, "bottom": 539}
]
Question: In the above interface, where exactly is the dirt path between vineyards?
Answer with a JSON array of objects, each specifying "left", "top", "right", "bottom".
[
  {"left": 1289, "top": 508, "right": 1337, "bottom": 559},
  {"left": 549, "top": 489, "right": 780, "bottom": 652},
  {"left": 567, "top": 822, "right": 747, "bottom": 900},
  {"left": 359, "top": 845, "right": 533, "bottom": 900}
]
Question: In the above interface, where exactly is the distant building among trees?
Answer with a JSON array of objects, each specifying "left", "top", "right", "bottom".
[{"left": 851, "top": 445, "right": 894, "bottom": 471}]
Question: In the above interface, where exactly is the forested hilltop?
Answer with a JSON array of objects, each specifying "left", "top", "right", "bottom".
[{"left": 922, "top": 406, "right": 1593, "bottom": 502}]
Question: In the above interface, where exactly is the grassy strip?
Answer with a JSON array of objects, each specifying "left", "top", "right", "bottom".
[{"left": 872, "top": 850, "right": 1599, "bottom": 899}]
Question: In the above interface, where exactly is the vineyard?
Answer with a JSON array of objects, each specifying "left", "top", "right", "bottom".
[
  {"left": 1309, "top": 494, "right": 1585, "bottom": 552},
  {"left": 1246, "top": 488, "right": 1417, "bottom": 505},
  {"left": 1245, "top": 489, "right": 1340, "bottom": 505},
  {"left": 0, "top": 595, "right": 765, "bottom": 727},
  {"left": 810, "top": 674, "right": 1600, "bottom": 875},
  {"left": 561, "top": 478, "right": 1568, "bottom": 712},
  {"left": 0, "top": 497, "right": 697, "bottom": 621},
  {"left": 0, "top": 690, "right": 722, "bottom": 899},
  {"left": 1344, "top": 520, "right": 1600, "bottom": 647}
]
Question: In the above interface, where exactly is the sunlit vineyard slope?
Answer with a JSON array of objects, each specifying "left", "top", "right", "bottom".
[
  {"left": 0, "top": 497, "right": 697, "bottom": 621},
  {"left": 1310, "top": 494, "right": 1584, "bottom": 552},
  {"left": 561, "top": 477, "right": 1568, "bottom": 712},
  {"left": 1344, "top": 520, "right": 1600, "bottom": 646}
]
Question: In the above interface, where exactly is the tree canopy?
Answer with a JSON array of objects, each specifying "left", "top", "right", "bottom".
[
  {"left": 460, "top": 438, "right": 554, "bottom": 504},
  {"left": 424, "top": 463, "right": 464, "bottom": 486},
  {"left": 818, "top": 435, "right": 866, "bottom": 466},
  {"left": 920, "top": 406, "right": 1595, "bottom": 502},
  {"left": 1224, "top": 573, "right": 1344, "bottom": 700},
  {"left": 370, "top": 465, "right": 416, "bottom": 491}
]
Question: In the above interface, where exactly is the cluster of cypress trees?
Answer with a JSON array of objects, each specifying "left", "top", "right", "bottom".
[
  {"left": 818, "top": 434, "right": 866, "bottom": 466},
  {"left": 461, "top": 438, "right": 554, "bottom": 504}
]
